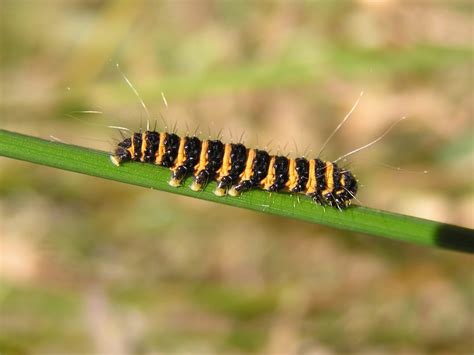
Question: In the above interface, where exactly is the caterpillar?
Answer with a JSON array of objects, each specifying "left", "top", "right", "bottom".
[{"left": 110, "top": 131, "right": 358, "bottom": 208}]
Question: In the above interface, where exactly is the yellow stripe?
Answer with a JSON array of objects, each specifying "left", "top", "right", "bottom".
[
  {"left": 305, "top": 159, "right": 316, "bottom": 194},
  {"left": 127, "top": 137, "right": 135, "bottom": 159},
  {"left": 194, "top": 140, "right": 209, "bottom": 174},
  {"left": 172, "top": 137, "right": 187, "bottom": 170},
  {"left": 285, "top": 158, "right": 297, "bottom": 191},
  {"left": 336, "top": 174, "right": 345, "bottom": 195},
  {"left": 140, "top": 132, "right": 147, "bottom": 162},
  {"left": 155, "top": 132, "right": 167, "bottom": 164},
  {"left": 217, "top": 143, "right": 232, "bottom": 179},
  {"left": 262, "top": 156, "right": 276, "bottom": 190},
  {"left": 321, "top": 161, "right": 334, "bottom": 196},
  {"left": 240, "top": 149, "right": 255, "bottom": 180}
]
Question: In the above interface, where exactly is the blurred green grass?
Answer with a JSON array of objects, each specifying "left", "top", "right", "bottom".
[
  {"left": 1, "top": 1, "right": 473, "bottom": 354},
  {"left": 86, "top": 44, "right": 472, "bottom": 102}
]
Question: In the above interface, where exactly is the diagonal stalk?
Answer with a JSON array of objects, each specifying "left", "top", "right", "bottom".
[{"left": 1, "top": 129, "right": 472, "bottom": 253}]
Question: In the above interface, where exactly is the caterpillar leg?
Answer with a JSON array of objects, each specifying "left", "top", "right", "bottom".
[
  {"left": 190, "top": 169, "right": 211, "bottom": 191},
  {"left": 214, "top": 174, "right": 241, "bottom": 197},
  {"left": 308, "top": 192, "right": 325, "bottom": 206},
  {"left": 214, "top": 176, "right": 232, "bottom": 196},
  {"left": 169, "top": 165, "right": 188, "bottom": 187},
  {"left": 228, "top": 180, "right": 253, "bottom": 197},
  {"left": 169, "top": 160, "right": 199, "bottom": 187},
  {"left": 110, "top": 155, "right": 122, "bottom": 166}
]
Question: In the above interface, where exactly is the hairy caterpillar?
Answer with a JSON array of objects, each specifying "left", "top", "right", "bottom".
[{"left": 110, "top": 131, "right": 358, "bottom": 209}]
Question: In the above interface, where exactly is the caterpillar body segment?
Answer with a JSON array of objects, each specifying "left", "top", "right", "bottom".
[{"left": 111, "top": 130, "right": 358, "bottom": 208}]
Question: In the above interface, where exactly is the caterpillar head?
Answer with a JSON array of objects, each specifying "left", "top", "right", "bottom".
[{"left": 110, "top": 137, "right": 132, "bottom": 166}]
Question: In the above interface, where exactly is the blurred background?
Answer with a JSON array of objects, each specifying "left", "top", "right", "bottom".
[{"left": 1, "top": 1, "right": 473, "bottom": 354}]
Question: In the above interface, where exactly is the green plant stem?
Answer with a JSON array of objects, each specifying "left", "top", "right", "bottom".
[{"left": 1, "top": 129, "right": 472, "bottom": 253}]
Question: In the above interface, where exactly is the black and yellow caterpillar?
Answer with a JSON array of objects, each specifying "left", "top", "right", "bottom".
[{"left": 110, "top": 131, "right": 358, "bottom": 208}]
